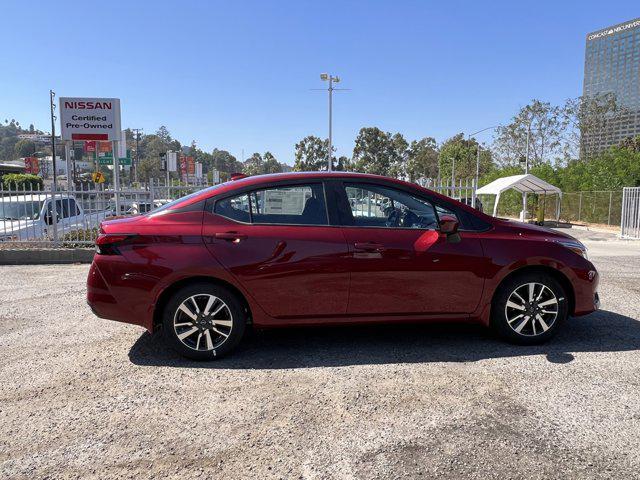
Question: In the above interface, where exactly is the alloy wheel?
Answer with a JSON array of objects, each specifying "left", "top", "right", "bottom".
[
  {"left": 504, "top": 282, "right": 559, "bottom": 337},
  {"left": 173, "top": 294, "right": 233, "bottom": 351}
]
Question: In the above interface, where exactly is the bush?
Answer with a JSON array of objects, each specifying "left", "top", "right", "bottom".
[
  {"left": 1, "top": 173, "right": 44, "bottom": 191},
  {"left": 60, "top": 228, "right": 99, "bottom": 248}
]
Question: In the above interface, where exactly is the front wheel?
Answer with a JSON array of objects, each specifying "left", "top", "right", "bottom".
[
  {"left": 491, "top": 273, "right": 569, "bottom": 345},
  {"left": 162, "top": 283, "right": 246, "bottom": 360}
]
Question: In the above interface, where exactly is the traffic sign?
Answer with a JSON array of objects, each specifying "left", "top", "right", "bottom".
[
  {"left": 92, "top": 171, "right": 106, "bottom": 183},
  {"left": 98, "top": 152, "right": 113, "bottom": 165}
]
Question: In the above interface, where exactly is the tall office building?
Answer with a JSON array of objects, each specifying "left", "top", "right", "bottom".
[{"left": 582, "top": 18, "right": 640, "bottom": 158}]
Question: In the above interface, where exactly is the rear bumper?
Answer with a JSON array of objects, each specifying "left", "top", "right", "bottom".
[{"left": 86, "top": 260, "right": 154, "bottom": 331}]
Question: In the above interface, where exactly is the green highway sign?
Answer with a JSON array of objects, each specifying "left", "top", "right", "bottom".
[{"left": 97, "top": 149, "right": 131, "bottom": 165}]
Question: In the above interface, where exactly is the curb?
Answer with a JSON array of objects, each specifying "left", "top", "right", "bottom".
[{"left": 0, "top": 248, "right": 95, "bottom": 265}]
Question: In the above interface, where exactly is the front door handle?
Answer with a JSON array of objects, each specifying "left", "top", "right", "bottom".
[
  {"left": 214, "top": 232, "right": 248, "bottom": 242},
  {"left": 354, "top": 242, "right": 386, "bottom": 252}
]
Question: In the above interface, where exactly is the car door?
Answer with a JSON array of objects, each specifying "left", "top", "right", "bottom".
[
  {"left": 202, "top": 181, "right": 350, "bottom": 319},
  {"left": 336, "top": 181, "right": 486, "bottom": 316}
]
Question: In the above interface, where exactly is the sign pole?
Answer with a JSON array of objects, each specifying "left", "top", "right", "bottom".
[
  {"left": 64, "top": 141, "right": 73, "bottom": 191},
  {"left": 112, "top": 140, "right": 120, "bottom": 214}
]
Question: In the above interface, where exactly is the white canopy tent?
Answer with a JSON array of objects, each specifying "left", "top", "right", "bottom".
[{"left": 476, "top": 174, "right": 562, "bottom": 220}]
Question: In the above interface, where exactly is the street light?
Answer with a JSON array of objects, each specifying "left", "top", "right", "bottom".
[
  {"left": 468, "top": 125, "right": 500, "bottom": 208},
  {"left": 320, "top": 73, "right": 340, "bottom": 171}
]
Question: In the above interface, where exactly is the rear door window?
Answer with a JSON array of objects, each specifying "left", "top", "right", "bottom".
[
  {"left": 214, "top": 194, "right": 251, "bottom": 223},
  {"left": 249, "top": 184, "right": 327, "bottom": 225},
  {"left": 213, "top": 183, "right": 328, "bottom": 226}
]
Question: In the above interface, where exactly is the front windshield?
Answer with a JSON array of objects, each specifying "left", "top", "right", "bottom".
[{"left": 0, "top": 201, "right": 44, "bottom": 220}]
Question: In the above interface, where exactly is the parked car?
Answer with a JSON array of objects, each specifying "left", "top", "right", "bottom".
[
  {"left": 107, "top": 199, "right": 169, "bottom": 216},
  {"left": 0, "top": 193, "right": 106, "bottom": 242},
  {"left": 87, "top": 172, "right": 599, "bottom": 360}
]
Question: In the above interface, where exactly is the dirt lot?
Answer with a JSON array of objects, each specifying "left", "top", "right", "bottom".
[{"left": 1, "top": 228, "right": 639, "bottom": 479}]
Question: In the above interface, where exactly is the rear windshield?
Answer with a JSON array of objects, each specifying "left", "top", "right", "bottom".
[{"left": 149, "top": 183, "right": 227, "bottom": 215}]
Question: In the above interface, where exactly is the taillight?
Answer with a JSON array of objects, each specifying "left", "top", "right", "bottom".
[{"left": 95, "top": 234, "right": 137, "bottom": 255}]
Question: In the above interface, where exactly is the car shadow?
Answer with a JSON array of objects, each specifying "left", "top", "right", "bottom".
[{"left": 128, "top": 309, "right": 640, "bottom": 369}]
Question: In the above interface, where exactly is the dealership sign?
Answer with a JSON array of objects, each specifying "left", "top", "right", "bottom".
[{"left": 59, "top": 97, "right": 121, "bottom": 141}]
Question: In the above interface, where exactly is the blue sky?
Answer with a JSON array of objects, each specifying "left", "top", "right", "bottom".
[{"left": 1, "top": 0, "right": 638, "bottom": 165}]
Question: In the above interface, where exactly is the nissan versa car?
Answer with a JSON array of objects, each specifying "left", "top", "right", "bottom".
[{"left": 87, "top": 172, "right": 599, "bottom": 360}]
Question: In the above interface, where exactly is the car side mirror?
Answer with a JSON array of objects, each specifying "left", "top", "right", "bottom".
[{"left": 439, "top": 215, "right": 461, "bottom": 243}]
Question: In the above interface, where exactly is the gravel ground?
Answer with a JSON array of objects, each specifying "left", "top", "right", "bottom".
[{"left": 1, "top": 230, "right": 639, "bottom": 479}]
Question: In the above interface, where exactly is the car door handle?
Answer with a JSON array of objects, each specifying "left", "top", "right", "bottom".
[
  {"left": 353, "top": 242, "right": 386, "bottom": 252},
  {"left": 214, "top": 232, "right": 248, "bottom": 242}
]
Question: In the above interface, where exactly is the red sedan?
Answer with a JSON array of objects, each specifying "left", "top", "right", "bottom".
[{"left": 87, "top": 172, "right": 599, "bottom": 360}]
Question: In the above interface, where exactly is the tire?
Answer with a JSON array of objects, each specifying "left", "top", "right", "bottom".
[
  {"left": 491, "top": 272, "right": 569, "bottom": 345},
  {"left": 162, "top": 282, "right": 246, "bottom": 360}
]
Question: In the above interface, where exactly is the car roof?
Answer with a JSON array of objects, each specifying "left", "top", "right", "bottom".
[{"left": 181, "top": 172, "right": 426, "bottom": 204}]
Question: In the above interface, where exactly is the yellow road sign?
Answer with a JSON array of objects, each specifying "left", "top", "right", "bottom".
[{"left": 92, "top": 171, "right": 106, "bottom": 183}]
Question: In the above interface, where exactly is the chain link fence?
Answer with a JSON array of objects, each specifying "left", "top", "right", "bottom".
[
  {"left": 560, "top": 191, "right": 622, "bottom": 226},
  {"left": 478, "top": 189, "right": 623, "bottom": 226}
]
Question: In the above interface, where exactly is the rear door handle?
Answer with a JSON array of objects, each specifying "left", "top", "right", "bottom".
[
  {"left": 214, "top": 232, "right": 248, "bottom": 242},
  {"left": 354, "top": 242, "right": 386, "bottom": 252}
]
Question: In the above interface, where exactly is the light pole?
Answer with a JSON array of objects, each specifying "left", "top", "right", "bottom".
[
  {"left": 320, "top": 73, "right": 340, "bottom": 171},
  {"left": 468, "top": 125, "right": 500, "bottom": 208}
]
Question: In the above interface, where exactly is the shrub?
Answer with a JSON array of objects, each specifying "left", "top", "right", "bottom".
[{"left": 1, "top": 173, "right": 44, "bottom": 191}]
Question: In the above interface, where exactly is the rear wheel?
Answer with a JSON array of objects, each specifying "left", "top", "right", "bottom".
[
  {"left": 491, "top": 272, "right": 568, "bottom": 344},
  {"left": 162, "top": 283, "right": 246, "bottom": 360}
]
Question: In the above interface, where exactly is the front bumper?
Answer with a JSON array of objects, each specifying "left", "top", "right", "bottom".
[{"left": 572, "top": 266, "right": 599, "bottom": 316}]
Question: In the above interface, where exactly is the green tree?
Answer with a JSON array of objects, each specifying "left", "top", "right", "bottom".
[
  {"left": 14, "top": 139, "right": 36, "bottom": 158},
  {"left": 211, "top": 148, "right": 243, "bottom": 180},
  {"left": 439, "top": 133, "right": 492, "bottom": 180},
  {"left": 618, "top": 135, "right": 640, "bottom": 153},
  {"left": 494, "top": 99, "right": 567, "bottom": 167},
  {"left": 564, "top": 93, "right": 625, "bottom": 160},
  {"left": 335, "top": 156, "right": 350, "bottom": 171},
  {"left": 135, "top": 127, "right": 181, "bottom": 182},
  {"left": 352, "top": 127, "right": 406, "bottom": 177},
  {"left": 156, "top": 126, "right": 172, "bottom": 142},
  {"left": 262, "top": 152, "right": 283, "bottom": 174},
  {"left": 294, "top": 135, "right": 330, "bottom": 171},
  {"left": 406, "top": 137, "right": 439, "bottom": 182},
  {"left": 243, "top": 153, "right": 264, "bottom": 176}
]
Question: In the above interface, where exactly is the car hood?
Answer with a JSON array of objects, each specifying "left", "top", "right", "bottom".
[{"left": 494, "top": 218, "right": 578, "bottom": 241}]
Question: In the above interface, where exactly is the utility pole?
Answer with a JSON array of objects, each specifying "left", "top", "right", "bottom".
[
  {"left": 49, "top": 90, "right": 58, "bottom": 191},
  {"left": 132, "top": 128, "right": 143, "bottom": 184},
  {"left": 48, "top": 89, "right": 59, "bottom": 245}
]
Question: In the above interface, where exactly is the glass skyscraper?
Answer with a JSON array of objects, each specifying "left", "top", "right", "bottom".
[{"left": 582, "top": 18, "right": 640, "bottom": 158}]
